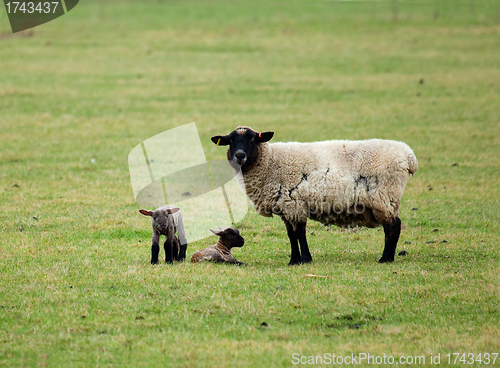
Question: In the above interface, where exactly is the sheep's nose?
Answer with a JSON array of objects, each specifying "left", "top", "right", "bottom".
[
  {"left": 234, "top": 150, "right": 247, "bottom": 165},
  {"left": 235, "top": 151, "right": 246, "bottom": 160}
]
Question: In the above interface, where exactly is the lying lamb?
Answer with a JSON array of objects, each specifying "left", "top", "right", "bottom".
[
  {"left": 139, "top": 205, "right": 188, "bottom": 264},
  {"left": 191, "top": 227, "right": 245, "bottom": 265},
  {"left": 211, "top": 126, "right": 418, "bottom": 265}
]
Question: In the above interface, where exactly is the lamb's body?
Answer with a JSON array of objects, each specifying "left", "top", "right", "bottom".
[
  {"left": 212, "top": 127, "right": 418, "bottom": 265},
  {"left": 191, "top": 243, "right": 240, "bottom": 264},
  {"left": 241, "top": 139, "right": 417, "bottom": 227},
  {"left": 191, "top": 227, "right": 245, "bottom": 265}
]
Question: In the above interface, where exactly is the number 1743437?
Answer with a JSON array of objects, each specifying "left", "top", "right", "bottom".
[
  {"left": 5, "top": 2, "right": 59, "bottom": 14},
  {"left": 445, "top": 353, "right": 498, "bottom": 365}
]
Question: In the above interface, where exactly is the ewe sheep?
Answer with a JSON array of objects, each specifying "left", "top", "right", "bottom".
[
  {"left": 139, "top": 205, "right": 188, "bottom": 264},
  {"left": 211, "top": 127, "right": 417, "bottom": 265},
  {"left": 191, "top": 227, "right": 245, "bottom": 265}
]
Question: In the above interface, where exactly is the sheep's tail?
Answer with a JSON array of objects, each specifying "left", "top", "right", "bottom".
[{"left": 407, "top": 152, "right": 418, "bottom": 176}]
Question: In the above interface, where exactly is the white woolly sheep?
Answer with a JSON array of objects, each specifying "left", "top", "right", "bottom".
[
  {"left": 211, "top": 127, "right": 418, "bottom": 265},
  {"left": 191, "top": 227, "right": 245, "bottom": 265},
  {"left": 139, "top": 205, "right": 188, "bottom": 264}
]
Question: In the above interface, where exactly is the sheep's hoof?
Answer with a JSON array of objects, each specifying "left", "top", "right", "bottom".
[
  {"left": 288, "top": 259, "right": 301, "bottom": 266},
  {"left": 300, "top": 257, "right": 312, "bottom": 264},
  {"left": 378, "top": 257, "right": 394, "bottom": 263},
  {"left": 151, "top": 260, "right": 159, "bottom": 265}
]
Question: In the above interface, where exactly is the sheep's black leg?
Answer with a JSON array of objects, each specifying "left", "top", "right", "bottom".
[
  {"left": 296, "top": 222, "right": 312, "bottom": 264},
  {"left": 379, "top": 216, "right": 401, "bottom": 263},
  {"left": 151, "top": 233, "right": 160, "bottom": 265},
  {"left": 283, "top": 219, "right": 301, "bottom": 265},
  {"left": 164, "top": 239, "right": 173, "bottom": 264}
]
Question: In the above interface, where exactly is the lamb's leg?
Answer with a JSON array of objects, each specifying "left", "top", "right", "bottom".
[
  {"left": 296, "top": 222, "right": 312, "bottom": 264},
  {"left": 151, "top": 233, "right": 160, "bottom": 265},
  {"left": 228, "top": 260, "right": 246, "bottom": 266},
  {"left": 379, "top": 216, "right": 401, "bottom": 263},
  {"left": 178, "top": 243, "right": 187, "bottom": 262},
  {"left": 176, "top": 223, "right": 188, "bottom": 261},
  {"left": 164, "top": 238, "right": 174, "bottom": 264},
  {"left": 283, "top": 219, "right": 301, "bottom": 265},
  {"left": 224, "top": 254, "right": 245, "bottom": 266},
  {"left": 172, "top": 236, "right": 179, "bottom": 261},
  {"left": 177, "top": 235, "right": 187, "bottom": 262}
]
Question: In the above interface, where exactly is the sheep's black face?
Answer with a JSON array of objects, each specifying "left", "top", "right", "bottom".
[
  {"left": 222, "top": 228, "right": 245, "bottom": 249},
  {"left": 211, "top": 127, "right": 274, "bottom": 168}
]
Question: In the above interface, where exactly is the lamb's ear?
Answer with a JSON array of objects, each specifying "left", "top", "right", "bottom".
[
  {"left": 166, "top": 207, "right": 180, "bottom": 214},
  {"left": 210, "top": 228, "right": 222, "bottom": 236},
  {"left": 256, "top": 131, "right": 274, "bottom": 143},
  {"left": 139, "top": 209, "right": 153, "bottom": 217},
  {"left": 211, "top": 135, "right": 231, "bottom": 146}
]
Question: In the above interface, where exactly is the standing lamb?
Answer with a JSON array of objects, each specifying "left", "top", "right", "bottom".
[
  {"left": 139, "top": 205, "right": 188, "bottom": 264},
  {"left": 191, "top": 227, "right": 245, "bottom": 265},
  {"left": 211, "top": 126, "right": 418, "bottom": 265}
]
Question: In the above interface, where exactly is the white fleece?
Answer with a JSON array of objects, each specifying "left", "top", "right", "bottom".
[{"left": 237, "top": 138, "right": 417, "bottom": 227}]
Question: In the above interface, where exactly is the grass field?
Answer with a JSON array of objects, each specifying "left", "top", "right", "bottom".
[{"left": 1, "top": 1, "right": 499, "bottom": 367}]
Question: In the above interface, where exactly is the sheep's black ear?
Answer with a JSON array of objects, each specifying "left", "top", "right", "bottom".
[
  {"left": 166, "top": 207, "right": 180, "bottom": 214},
  {"left": 256, "top": 131, "right": 274, "bottom": 143},
  {"left": 211, "top": 135, "right": 231, "bottom": 146},
  {"left": 210, "top": 228, "right": 222, "bottom": 236},
  {"left": 139, "top": 209, "right": 153, "bottom": 217}
]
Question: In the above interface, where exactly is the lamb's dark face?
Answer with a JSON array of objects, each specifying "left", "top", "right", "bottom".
[
  {"left": 139, "top": 206, "right": 180, "bottom": 234},
  {"left": 221, "top": 228, "right": 245, "bottom": 249},
  {"left": 151, "top": 208, "right": 171, "bottom": 233},
  {"left": 211, "top": 127, "right": 274, "bottom": 168}
]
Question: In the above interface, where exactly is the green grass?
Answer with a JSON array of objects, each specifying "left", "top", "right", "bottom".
[{"left": 1, "top": 1, "right": 499, "bottom": 366}]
